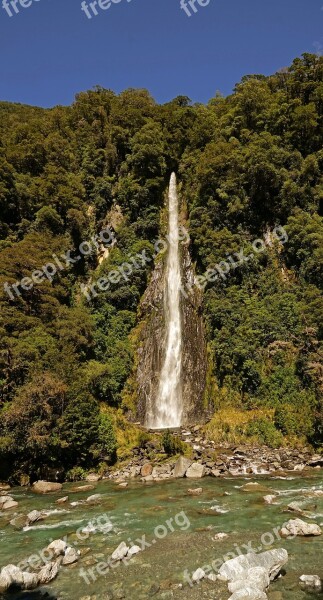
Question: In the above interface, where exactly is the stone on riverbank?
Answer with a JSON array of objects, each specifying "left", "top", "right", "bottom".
[
  {"left": 32, "top": 481, "right": 62, "bottom": 494},
  {"left": 186, "top": 463, "right": 205, "bottom": 478},
  {"left": 173, "top": 456, "right": 192, "bottom": 478}
]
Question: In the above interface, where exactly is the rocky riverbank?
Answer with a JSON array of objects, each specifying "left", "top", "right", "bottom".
[{"left": 108, "top": 428, "right": 322, "bottom": 484}]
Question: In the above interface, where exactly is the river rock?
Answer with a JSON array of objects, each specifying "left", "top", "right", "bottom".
[
  {"left": 2, "top": 498, "right": 18, "bottom": 510},
  {"left": 192, "top": 568, "right": 206, "bottom": 582},
  {"left": 173, "top": 456, "right": 192, "bottom": 478},
  {"left": 186, "top": 463, "right": 205, "bottom": 478},
  {"left": 71, "top": 484, "right": 95, "bottom": 493},
  {"left": 86, "top": 494, "right": 102, "bottom": 504},
  {"left": 219, "top": 548, "right": 288, "bottom": 583},
  {"left": 141, "top": 463, "right": 153, "bottom": 477},
  {"left": 228, "top": 567, "right": 270, "bottom": 594},
  {"left": 10, "top": 515, "right": 28, "bottom": 529},
  {"left": 187, "top": 488, "right": 203, "bottom": 496},
  {"left": 264, "top": 495, "right": 277, "bottom": 505},
  {"left": 62, "top": 547, "right": 80, "bottom": 565},
  {"left": 280, "top": 518, "right": 322, "bottom": 537},
  {"left": 32, "top": 481, "right": 62, "bottom": 494},
  {"left": 299, "top": 574, "right": 322, "bottom": 592},
  {"left": 47, "top": 539, "right": 68, "bottom": 556},
  {"left": 37, "top": 560, "right": 59, "bottom": 584},
  {"left": 118, "top": 482, "right": 128, "bottom": 488},
  {"left": 127, "top": 544, "right": 141, "bottom": 557},
  {"left": 213, "top": 532, "right": 229, "bottom": 541},
  {"left": 27, "top": 510, "right": 44, "bottom": 525},
  {"left": 111, "top": 541, "right": 129, "bottom": 561},
  {"left": 56, "top": 496, "right": 69, "bottom": 504}
]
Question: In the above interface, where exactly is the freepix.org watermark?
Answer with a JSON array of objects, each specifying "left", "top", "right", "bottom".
[
  {"left": 180, "top": 0, "right": 212, "bottom": 18},
  {"left": 2, "top": 0, "right": 41, "bottom": 17},
  {"left": 81, "top": 0, "right": 133, "bottom": 19}
]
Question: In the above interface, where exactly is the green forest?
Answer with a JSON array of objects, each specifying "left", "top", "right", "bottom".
[{"left": 0, "top": 53, "right": 322, "bottom": 483}]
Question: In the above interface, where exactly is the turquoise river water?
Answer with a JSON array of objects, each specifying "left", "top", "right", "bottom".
[{"left": 0, "top": 472, "right": 322, "bottom": 600}]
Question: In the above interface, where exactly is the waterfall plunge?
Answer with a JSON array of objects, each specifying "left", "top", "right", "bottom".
[{"left": 147, "top": 173, "right": 183, "bottom": 429}]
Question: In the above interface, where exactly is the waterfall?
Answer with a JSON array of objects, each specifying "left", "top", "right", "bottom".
[{"left": 147, "top": 173, "right": 183, "bottom": 428}]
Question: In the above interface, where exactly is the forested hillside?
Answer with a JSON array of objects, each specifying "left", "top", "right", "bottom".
[{"left": 0, "top": 54, "right": 322, "bottom": 483}]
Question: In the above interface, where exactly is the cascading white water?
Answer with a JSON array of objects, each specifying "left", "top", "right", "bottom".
[{"left": 147, "top": 173, "right": 183, "bottom": 428}]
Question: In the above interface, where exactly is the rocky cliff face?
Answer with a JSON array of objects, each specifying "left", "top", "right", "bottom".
[{"left": 135, "top": 236, "right": 209, "bottom": 427}]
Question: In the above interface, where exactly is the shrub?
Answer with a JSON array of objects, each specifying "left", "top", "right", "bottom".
[
  {"left": 246, "top": 418, "right": 284, "bottom": 447},
  {"left": 162, "top": 430, "right": 184, "bottom": 455}
]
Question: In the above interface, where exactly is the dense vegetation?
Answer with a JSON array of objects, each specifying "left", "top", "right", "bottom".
[{"left": 0, "top": 54, "right": 322, "bottom": 482}]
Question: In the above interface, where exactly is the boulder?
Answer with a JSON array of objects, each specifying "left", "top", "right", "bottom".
[
  {"left": 118, "top": 482, "right": 128, "bottom": 488},
  {"left": 62, "top": 547, "right": 80, "bottom": 565},
  {"left": 2, "top": 498, "right": 18, "bottom": 510},
  {"left": 37, "top": 561, "right": 59, "bottom": 584},
  {"left": 228, "top": 567, "right": 270, "bottom": 593},
  {"left": 32, "top": 481, "right": 62, "bottom": 494},
  {"left": 21, "top": 571, "right": 39, "bottom": 589},
  {"left": 280, "top": 518, "right": 322, "bottom": 537},
  {"left": 47, "top": 539, "right": 68, "bottom": 557},
  {"left": 186, "top": 463, "right": 205, "bottom": 479},
  {"left": 141, "top": 463, "right": 153, "bottom": 477},
  {"left": 111, "top": 541, "right": 129, "bottom": 561},
  {"left": 219, "top": 549, "right": 288, "bottom": 583},
  {"left": 27, "top": 510, "right": 44, "bottom": 525},
  {"left": 0, "top": 565, "right": 24, "bottom": 590},
  {"left": 299, "top": 575, "right": 322, "bottom": 592},
  {"left": 173, "top": 456, "right": 192, "bottom": 478}
]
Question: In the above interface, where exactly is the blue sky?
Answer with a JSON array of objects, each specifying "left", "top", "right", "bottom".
[{"left": 0, "top": 0, "right": 322, "bottom": 107}]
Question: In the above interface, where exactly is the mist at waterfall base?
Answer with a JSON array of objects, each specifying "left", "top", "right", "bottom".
[{"left": 146, "top": 173, "right": 183, "bottom": 430}]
